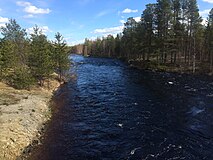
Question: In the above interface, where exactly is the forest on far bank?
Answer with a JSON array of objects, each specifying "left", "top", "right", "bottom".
[
  {"left": 0, "top": 19, "right": 70, "bottom": 89},
  {"left": 73, "top": 0, "right": 213, "bottom": 75}
]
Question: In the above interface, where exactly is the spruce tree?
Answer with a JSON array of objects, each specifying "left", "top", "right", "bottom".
[
  {"left": 1, "top": 19, "right": 28, "bottom": 65},
  {"left": 0, "top": 40, "right": 15, "bottom": 78},
  {"left": 53, "top": 32, "right": 70, "bottom": 82},
  {"left": 0, "top": 19, "right": 34, "bottom": 89},
  {"left": 29, "top": 26, "right": 53, "bottom": 86}
]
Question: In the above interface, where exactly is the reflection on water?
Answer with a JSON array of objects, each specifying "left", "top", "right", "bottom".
[{"left": 30, "top": 54, "right": 213, "bottom": 160}]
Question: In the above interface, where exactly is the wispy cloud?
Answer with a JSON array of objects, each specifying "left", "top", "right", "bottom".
[
  {"left": 120, "top": 20, "right": 125, "bottom": 24},
  {"left": 93, "top": 26, "right": 124, "bottom": 35},
  {"left": 202, "top": 0, "right": 213, "bottom": 3},
  {"left": 96, "top": 10, "right": 109, "bottom": 18},
  {"left": 23, "top": 14, "right": 35, "bottom": 18},
  {"left": 26, "top": 26, "right": 51, "bottom": 35},
  {"left": 68, "top": 36, "right": 98, "bottom": 46},
  {"left": 199, "top": 9, "right": 211, "bottom": 17},
  {"left": 122, "top": 8, "right": 138, "bottom": 14},
  {"left": 16, "top": 1, "right": 51, "bottom": 17}
]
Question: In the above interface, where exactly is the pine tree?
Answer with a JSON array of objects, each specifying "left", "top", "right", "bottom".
[
  {"left": 1, "top": 19, "right": 28, "bottom": 66},
  {"left": 29, "top": 26, "right": 53, "bottom": 86},
  {"left": 141, "top": 3, "right": 157, "bottom": 61},
  {"left": 53, "top": 32, "right": 70, "bottom": 82},
  {"left": 0, "top": 19, "right": 34, "bottom": 89},
  {"left": 155, "top": 0, "right": 172, "bottom": 63},
  {"left": 187, "top": 0, "right": 202, "bottom": 73},
  {"left": 0, "top": 40, "right": 15, "bottom": 78},
  {"left": 170, "top": 0, "right": 182, "bottom": 64},
  {"left": 122, "top": 17, "right": 138, "bottom": 59}
]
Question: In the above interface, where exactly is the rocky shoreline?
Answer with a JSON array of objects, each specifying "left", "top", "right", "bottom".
[{"left": 0, "top": 80, "right": 60, "bottom": 160}]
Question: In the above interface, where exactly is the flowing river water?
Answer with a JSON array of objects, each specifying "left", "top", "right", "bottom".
[{"left": 28, "top": 54, "right": 213, "bottom": 160}]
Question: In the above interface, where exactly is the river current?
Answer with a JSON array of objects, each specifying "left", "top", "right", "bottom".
[{"left": 29, "top": 54, "right": 213, "bottom": 160}]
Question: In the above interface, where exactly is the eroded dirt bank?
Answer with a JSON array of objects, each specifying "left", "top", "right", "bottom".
[{"left": 0, "top": 80, "right": 60, "bottom": 160}]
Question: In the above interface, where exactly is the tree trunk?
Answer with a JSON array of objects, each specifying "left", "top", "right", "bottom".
[
  {"left": 193, "top": 38, "right": 196, "bottom": 74},
  {"left": 210, "top": 51, "right": 213, "bottom": 74}
]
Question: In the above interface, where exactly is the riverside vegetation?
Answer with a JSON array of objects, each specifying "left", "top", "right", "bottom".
[
  {"left": 0, "top": 19, "right": 70, "bottom": 159},
  {"left": 0, "top": 19, "right": 70, "bottom": 89},
  {"left": 73, "top": 0, "right": 213, "bottom": 75}
]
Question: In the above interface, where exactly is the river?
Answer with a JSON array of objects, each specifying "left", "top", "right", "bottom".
[{"left": 28, "top": 54, "right": 213, "bottom": 160}]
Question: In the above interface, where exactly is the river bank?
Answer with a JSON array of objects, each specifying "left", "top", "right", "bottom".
[
  {"left": 127, "top": 59, "right": 213, "bottom": 76},
  {"left": 0, "top": 77, "right": 61, "bottom": 159}
]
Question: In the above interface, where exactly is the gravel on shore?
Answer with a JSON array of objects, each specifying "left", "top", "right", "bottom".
[{"left": 0, "top": 80, "right": 60, "bottom": 160}]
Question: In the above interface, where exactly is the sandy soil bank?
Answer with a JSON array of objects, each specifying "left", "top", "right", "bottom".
[{"left": 0, "top": 80, "right": 60, "bottom": 160}]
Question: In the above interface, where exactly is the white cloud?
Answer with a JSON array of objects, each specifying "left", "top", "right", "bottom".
[
  {"left": 0, "top": 16, "right": 9, "bottom": 23},
  {"left": 134, "top": 16, "right": 141, "bottom": 22},
  {"left": 120, "top": 20, "right": 125, "bottom": 24},
  {"left": 122, "top": 8, "right": 138, "bottom": 14},
  {"left": 24, "top": 5, "right": 51, "bottom": 14},
  {"left": 0, "top": 23, "right": 6, "bottom": 28},
  {"left": 120, "top": 17, "right": 140, "bottom": 24},
  {"left": 94, "top": 16, "right": 141, "bottom": 37},
  {"left": 88, "top": 36, "right": 98, "bottom": 40},
  {"left": 0, "top": 16, "right": 9, "bottom": 28},
  {"left": 201, "top": 18, "right": 208, "bottom": 26},
  {"left": 27, "top": 26, "right": 51, "bottom": 34},
  {"left": 68, "top": 39, "right": 85, "bottom": 46},
  {"left": 202, "top": 0, "right": 213, "bottom": 3},
  {"left": 16, "top": 1, "right": 31, "bottom": 6},
  {"left": 16, "top": 1, "right": 51, "bottom": 15},
  {"left": 69, "top": 36, "right": 99, "bottom": 46},
  {"left": 199, "top": 9, "right": 211, "bottom": 17},
  {"left": 93, "top": 26, "right": 124, "bottom": 35},
  {"left": 41, "top": 26, "right": 51, "bottom": 33}
]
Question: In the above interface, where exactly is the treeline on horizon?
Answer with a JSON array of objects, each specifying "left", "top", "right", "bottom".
[
  {"left": 0, "top": 19, "right": 70, "bottom": 89},
  {"left": 73, "top": 0, "right": 213, "bottom": 75}
]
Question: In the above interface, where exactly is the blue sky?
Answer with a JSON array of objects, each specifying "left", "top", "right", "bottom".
[{"left": 0, "top": 0, "right": 212, "bottom": 46}]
